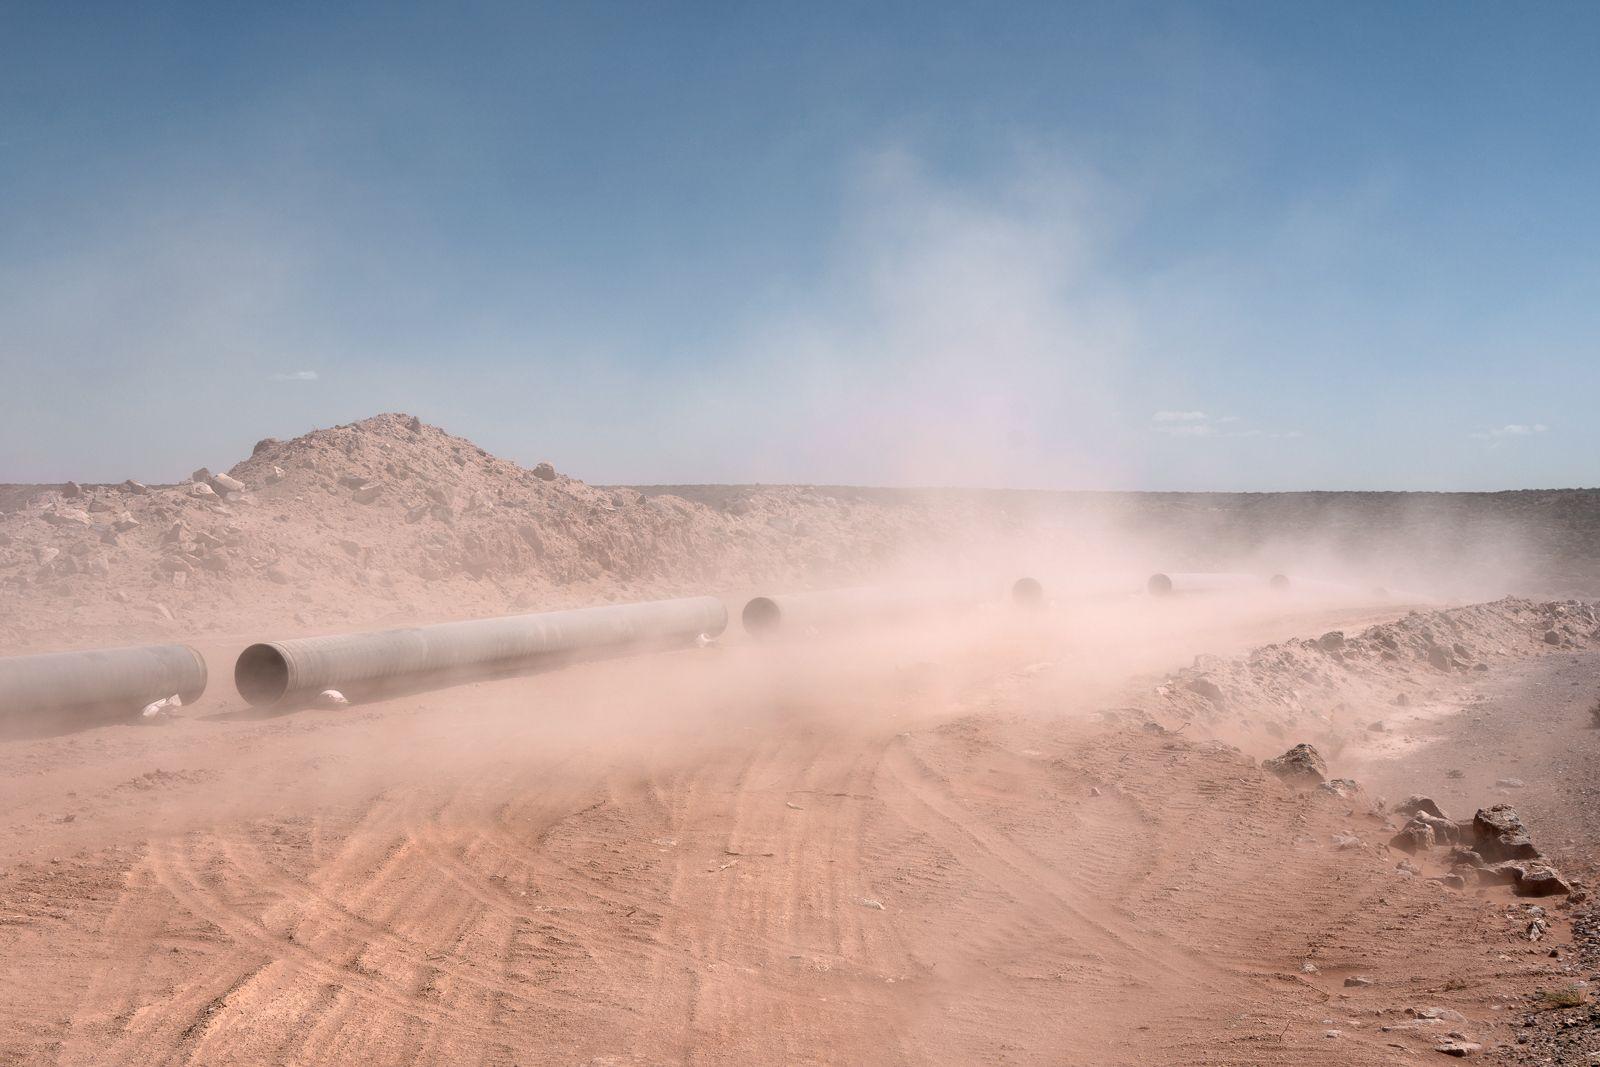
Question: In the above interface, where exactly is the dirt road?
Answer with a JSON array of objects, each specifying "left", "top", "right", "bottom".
[{"left": 0, "top": 596, "right": 1591, "bottom": 1065}]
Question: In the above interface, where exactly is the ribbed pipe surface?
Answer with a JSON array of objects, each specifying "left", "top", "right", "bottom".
[
  {"left": 0, "top": 644, "right": 207, "bottom": 720},
  {"left": 1146, "top": 572, "right": 1289, "bottom": 597},
  {"left": 235, "top": 596, "right": 727, "bottom": 707},
  {"left": 740, "top": 584, "right": 998, "bottom": 637}
]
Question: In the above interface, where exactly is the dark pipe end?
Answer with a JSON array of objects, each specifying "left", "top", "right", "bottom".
[
  {"left": 741, "top": 597, "right": 782, "bottom": 637},
  {"left": 1146, "top": 573, "right": 1173, "bottom": 597},
  {"left": 1269, "top": 574, "right": 1291, "bottom": 591},
  {"left": 1011, "top": 577, "right": 1044, "bottom": 608},
  {"left": 235, "top": 643, "right": 290, "bottom": 706}
]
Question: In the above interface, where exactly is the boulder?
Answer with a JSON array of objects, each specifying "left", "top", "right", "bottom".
[
  {"left": 190, "top": 468, "right": 212, "bottom": 484},
  {"left": 211, "top": 472, "right": 245, "bottom": 493},
  {"left": 1511, "top": 863, "right": 1571, "bottom": 897},
  {"left": 123, "top": 479, "right": 148, "bottom": 494},
  {"left": 532, "top": 461, "right": 558, "bottom": 481},
  {"left": 1413, "top": 812, "right": 1458, "bottom": 844},
  {"left": 1394, "top": 795, "right": 1447, "bottom": 820},
  {"left": 1472, "top": 805, "right": 1540, "bottom": 862},
  {"left": 1186, "top": 677, "right": 1226, "bottom": 704},
  {"left": 1444, "top": 847, "right": 1486, "bottom": 869},
  {"left": 1390, "top": 818, "right": 1436, "bottom": 853},
  {"left": 1316, "top": 631, "right": 1345, "bottom": 652},
  {"left": 1475, "top": 861, "right": 1571, "bottom": 896},
  {"left": 1262, "top": 743, "right": 1327, "bottom": 786}
]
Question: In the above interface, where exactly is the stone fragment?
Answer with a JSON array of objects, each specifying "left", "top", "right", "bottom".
[{"left": 1262, "top": 743, "right": 1327, "bottom": 786}]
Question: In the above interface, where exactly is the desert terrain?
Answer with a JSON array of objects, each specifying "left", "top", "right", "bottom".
[{"left": 2, "top": 415, "right": 1597, "bottom": 1065}]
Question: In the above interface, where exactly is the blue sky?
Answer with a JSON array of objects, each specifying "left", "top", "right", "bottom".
[{"left": 2, "top": 2, "right": 1596, "bottom": 490}]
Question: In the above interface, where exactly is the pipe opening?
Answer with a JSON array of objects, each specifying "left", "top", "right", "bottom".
[
  {"left": 741, "top": 597, "right": 782, "bottom": 636},
  {"left": 235, "top": 643, "right": 290, "bottom": 706},
  {"left": 1146, "top": 573, "right": 1173, "bottom": 597},
  {"left": 1011, "top": 577, "right": 1043, "bottom": 607}
]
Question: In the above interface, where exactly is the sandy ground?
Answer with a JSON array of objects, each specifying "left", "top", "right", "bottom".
[{"left": 3, "top": 592, "right": 1595, "bottom": 1065}]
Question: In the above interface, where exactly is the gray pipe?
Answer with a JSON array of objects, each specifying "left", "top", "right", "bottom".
[
  {"left": 1147, "top": 572, "right": 1290, "bottom": 597},
  {"left": 0, "top": 643, "right": 207, "bottom": 723},
  {"left": 741, "top": 582, "right": 1021, "bottom": 637},
  {"left": 235, "top": 596, "right": 727, "bottom": 707}
]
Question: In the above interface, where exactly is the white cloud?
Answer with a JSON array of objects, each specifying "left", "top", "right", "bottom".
[
  {"left": 1471, "top": 423, "right": 1548, "bottom": 440},
  {"left": 270, "top": 370, "right": 319, "bottom": 382},
  {"left": 1156, "top": 422, "right": 1215, "bottom": 437},
  {"left": 1150, "top": 409, "right": 1301, "bottom": 440}
]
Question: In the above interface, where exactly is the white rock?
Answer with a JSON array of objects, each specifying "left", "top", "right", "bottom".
[
  {"left": 141, "top": 693, "right": 183, "bottom": 718},
  {"left": 318, "top": 689, "right": 350, "bottom": 708},
  {"left": 211, "top": 472, "right": 245, "bottom": 493}
]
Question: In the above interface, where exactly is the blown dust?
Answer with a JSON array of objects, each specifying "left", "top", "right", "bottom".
[{"left": 2, "top": 415, "right": 1598, "bottom": 1065}]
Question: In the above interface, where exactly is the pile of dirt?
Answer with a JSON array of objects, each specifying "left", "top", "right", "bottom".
[
  {"left": 0, "top": 414, "right": 966, "bottom": 650},
  {"left": 1135, "top": 597, "right": 1600, "bottom": 750}
]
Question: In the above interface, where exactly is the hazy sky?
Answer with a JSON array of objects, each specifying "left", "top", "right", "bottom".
[{"left": 2, "top": 2, "right": 1597, "bottom": 490}]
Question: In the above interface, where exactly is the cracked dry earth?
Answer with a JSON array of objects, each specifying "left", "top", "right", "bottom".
[{"left": 1, "top": 604, "right": 1594, "bottom": 1065}]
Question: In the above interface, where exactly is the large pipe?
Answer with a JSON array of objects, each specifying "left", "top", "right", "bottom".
[
  {"left": 0, "top": 643, "right": 207, "bottom": 724},
  {"left": 741, "top": 582, "right": 1019, "bottom": 637},
  {"left": 1146, "top": 572, "right": 1289, "bottom": 597},
  {"left": 235, "top": 596, "right": 728, "bottom": 707}
]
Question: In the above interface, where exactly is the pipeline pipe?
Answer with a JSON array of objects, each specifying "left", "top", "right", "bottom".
[
  {"left": 741, "top": 582, "right": 1023, "bottom": 637},
  {"left": 1146, "top": 572, "right": 1290, "bottom": 597},
  {"left": 235, "top": 596, "right": 727, "bottom": 707},
  {"left": 0, "top": 643, "right": 207, "bottom": 722}
]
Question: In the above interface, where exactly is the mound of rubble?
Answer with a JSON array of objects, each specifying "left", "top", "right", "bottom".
[
  {"left": 1252, "top": 737, "right": 1579, "bottom": 899},
  {"left": 1148, "top": 598, "right": 1600, "bottom": 743},
  {"left": 0, "top": 414, "right": 964, "bottom": 649},
  {"left": 1387, "top": 797, "right": 1574, "bottom": 896}
]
